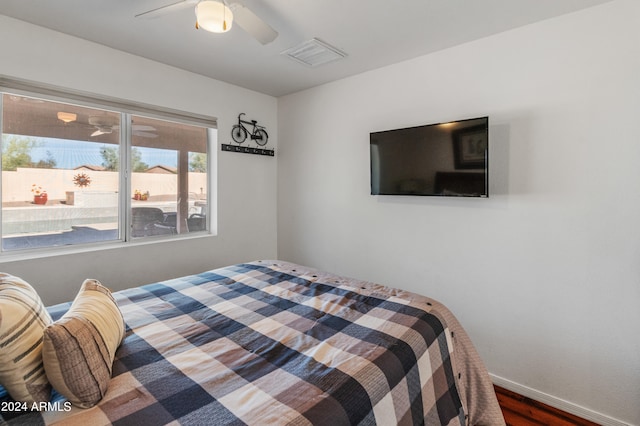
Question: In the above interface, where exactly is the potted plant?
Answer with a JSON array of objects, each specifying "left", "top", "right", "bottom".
[
  {"left": 31, "top": 184, "right": 48, "bottom": 205},
  {"left": 133, "top": 190, "right": 150, "bottom": 201}
]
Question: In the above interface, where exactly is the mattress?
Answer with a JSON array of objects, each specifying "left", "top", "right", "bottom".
[{"left": 1, "top": 261, "right": 504, "bottom": 425}]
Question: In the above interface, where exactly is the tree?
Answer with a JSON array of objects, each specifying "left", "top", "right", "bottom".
[
  {"left": 100, "top": 146, "right": 148, "bottom": 172},
  {"left": 189, "top": 152, "right": 207, "bottom": 172},
  {"left": 1, "top": 135, "right": 37, "bottom": 171},
  {"left": 100, "top": 146, "right": 119, "bottom": 171},
  {"left": 34, "top": 150, "right": 57, "bottom": 169},
  {"left": 131, "top": 148, "right": 148, "bottom": 172}
]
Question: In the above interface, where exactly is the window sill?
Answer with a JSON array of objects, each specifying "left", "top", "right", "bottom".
[{"left": 0, "top": 231, "right": 215, "bottom": 264}]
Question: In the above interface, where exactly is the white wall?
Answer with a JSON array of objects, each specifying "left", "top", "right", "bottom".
[
  {"left": 0, "top": 15, "right": 278, "bottom": 305},
  {"left": 277, "top": 1, "right": 640, "bottom": 424},
  {"left": 2, "top": 168, "right": 207, "bottom": 202}
]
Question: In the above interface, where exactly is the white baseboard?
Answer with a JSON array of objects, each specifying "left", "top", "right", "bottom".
[{"left": 490, "top": 374, "right": 633, "bottom": 426}]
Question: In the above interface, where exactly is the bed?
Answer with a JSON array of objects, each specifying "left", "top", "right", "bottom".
[{"left": 1, "top": 260, "right": 504, "bottom": 425}]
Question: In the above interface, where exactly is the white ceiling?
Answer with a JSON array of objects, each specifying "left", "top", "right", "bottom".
[{"left": 0, "top": 0, "right": 612, "bottom": 97}]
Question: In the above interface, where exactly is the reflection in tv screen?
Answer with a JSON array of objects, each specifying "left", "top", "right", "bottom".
[{"left": 370, "top": 116, "right": 488, "bottom": 197}]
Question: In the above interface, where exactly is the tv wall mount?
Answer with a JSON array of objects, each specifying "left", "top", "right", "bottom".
[{"left": 222, "top": 113, "right": 274, "bottom": 156}]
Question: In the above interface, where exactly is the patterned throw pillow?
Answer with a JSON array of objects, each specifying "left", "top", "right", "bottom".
[
  {"left": 42, "top": 279, "right": 124, "bottom": 408},
  {"left": 0, "top": 273, "right": 52, "bottom": 404}
]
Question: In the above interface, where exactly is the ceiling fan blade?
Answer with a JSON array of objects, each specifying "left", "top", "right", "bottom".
[
  {"left": 91, "top": 129, "right": 105, "bottom": 137},
  {"left": 229, "top": 3, "right": 278, "bottom": 45},
  {"left": 135, "top": 0, "right": 197, "bottom": 19},
  {"left": 133, "top": 131, "right": 158, "bottom": 138},
  {"left": 132, "top": 125, "right": 157, "bottom": 132}
]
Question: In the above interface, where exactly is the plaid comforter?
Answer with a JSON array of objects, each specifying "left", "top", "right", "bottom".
[{"left": 2, "top": 261, "right": 504, "bottom": 425}]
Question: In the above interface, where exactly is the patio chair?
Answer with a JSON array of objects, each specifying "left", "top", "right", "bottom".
[{"left": 131, "top": 207, "right": 167, "bottom": 237}]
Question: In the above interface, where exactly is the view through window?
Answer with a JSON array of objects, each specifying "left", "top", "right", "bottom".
[
  {"left": 129, "top": 115, "right": 208, "bottom": 238},
  {"left": 1, "top": 92, "right": 212, "bottom": 252}
]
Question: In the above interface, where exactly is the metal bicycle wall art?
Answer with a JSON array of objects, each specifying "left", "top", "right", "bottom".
[{"left": 222, "top": 113, "right": 274, "bottom": 156}]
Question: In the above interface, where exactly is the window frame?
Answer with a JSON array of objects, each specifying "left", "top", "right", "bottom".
[{"left": 0, "top": 76, "right": 216, "bottom": 257}]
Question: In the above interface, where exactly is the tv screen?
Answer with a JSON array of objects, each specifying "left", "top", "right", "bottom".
[{"left": 370, "top": 116, "right": 488, "bottom": 197}]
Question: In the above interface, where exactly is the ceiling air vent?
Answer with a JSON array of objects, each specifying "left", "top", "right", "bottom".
[{"left": 282, "top": 38, "right": 347, "bottom": 67}]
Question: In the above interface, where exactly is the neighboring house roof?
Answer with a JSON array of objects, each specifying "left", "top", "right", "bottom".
[
  {"left": 146, "top": 165, "right": 177, "bottom": 174},
  {"left": 74, "top": 165, "right": 106, "bottom": 171}
]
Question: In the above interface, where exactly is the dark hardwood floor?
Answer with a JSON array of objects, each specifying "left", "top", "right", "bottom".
[{"left": 495, "top": 386, "right": 601, "bottom": 426}]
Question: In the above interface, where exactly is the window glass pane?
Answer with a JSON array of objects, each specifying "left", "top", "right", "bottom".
[
  {"left": 1, "top": 93, "right": 120, "bottom": 251},
  {"left": 130, "top": 115, "right": 208, "bottom": 238}
]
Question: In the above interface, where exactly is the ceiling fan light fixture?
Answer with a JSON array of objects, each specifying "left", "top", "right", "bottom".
[
  {"left": 57, "top": 111, "right": 77, "bottom": 123},
  {"left": 195, "top": 0, "right": 233, "bottom": 33}
]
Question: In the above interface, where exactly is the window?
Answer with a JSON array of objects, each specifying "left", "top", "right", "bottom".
[
  {"left": 0, "top": 86, "right": 215, "bottom": 253},
  {"left": 129, "top": 115, "right": 209, "bottom": 238}
]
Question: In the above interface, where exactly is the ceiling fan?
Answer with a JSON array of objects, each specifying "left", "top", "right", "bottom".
[
  {"left": 88, "top": 116, "right": 157, "bottom": 138},
  {"left": 135, "top": 0, "right": 278, "bottom": 45}
]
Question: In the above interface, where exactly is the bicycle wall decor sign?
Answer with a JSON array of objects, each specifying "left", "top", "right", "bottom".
[{"left": 222, "top": 113, "right": 274, "bottom": 157}]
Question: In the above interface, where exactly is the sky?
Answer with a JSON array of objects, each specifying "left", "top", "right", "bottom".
[{"left": 29, "top": 138, "right": 177, "bottom": 169}]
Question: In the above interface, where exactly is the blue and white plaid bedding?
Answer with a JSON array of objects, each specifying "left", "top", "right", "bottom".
[{"left": 1, "top": 261, "right": 503, "bottom": 425}]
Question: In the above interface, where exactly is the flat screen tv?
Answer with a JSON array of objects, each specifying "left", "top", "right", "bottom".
[{"left": 370, "top": 116, "right": 488, "bottom": 197}]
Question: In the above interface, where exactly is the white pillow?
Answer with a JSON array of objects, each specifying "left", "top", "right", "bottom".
[
  {"left": 0, "top": 273, "right": 52, "bottom": 404},
  {"left": 42, "top": 279, "right": 124, "bottom": 408}
]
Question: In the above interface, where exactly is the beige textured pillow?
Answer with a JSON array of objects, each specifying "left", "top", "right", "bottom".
[
  {"left": 42, "top": 279, "right": 124, "bottom": 408},
  {"left": 0, "top": 273, "right": 52, "bottom": 404}
]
